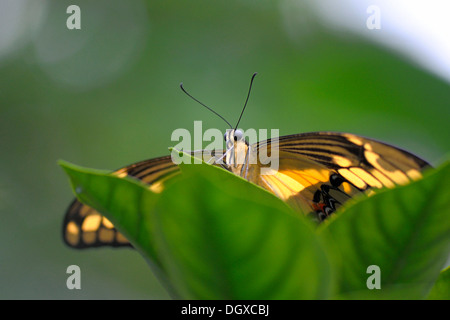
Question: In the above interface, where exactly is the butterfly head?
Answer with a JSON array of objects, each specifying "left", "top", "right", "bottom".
[
  {"left": 180, "top": 73, "right": 257, "bottom": 169},
  {"left": 224, "top": 128, "right": 245, "bottom": 149},
  {"left": 224, "top": 128, "right": 248, "bottom": 168}
]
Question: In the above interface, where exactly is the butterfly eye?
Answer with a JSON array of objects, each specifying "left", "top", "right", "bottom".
[
  {"left": 224, "top": 133, "right": 227, "bottom": 141},
  {"left": 234, "top": 129, "right": 243, "bottom": 141}
]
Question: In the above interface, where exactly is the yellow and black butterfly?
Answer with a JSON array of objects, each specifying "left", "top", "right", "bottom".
[{"left": 63, "top": 73, "right": 430, "bottom": 249}]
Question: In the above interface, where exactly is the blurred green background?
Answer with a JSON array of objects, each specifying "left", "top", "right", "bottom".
[{"left": 0, "top": 0, "right": 448, "bottom": 299}]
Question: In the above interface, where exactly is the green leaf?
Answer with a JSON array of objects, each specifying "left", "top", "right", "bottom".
[
  {"left": 152, "top": 161, "right": 332, "bottom": 299},
  {"left": 59, "top": 157, "right": 333, "bottom": 299},
  {"left": 427, "top": 266, "right": 450, "bottom": 300},
  {"left": 320, "top": 162, "right": 450, "bottom": 299},
  {"left": 58, "top": 160, "right": 176, "bottom": 293},
  {"left": 60, "top": 156, "right": 449, "bottom": 300}
]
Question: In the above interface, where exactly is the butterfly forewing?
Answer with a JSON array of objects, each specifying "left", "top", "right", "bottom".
[
  {"left": 63, "top": 156, "right": 178, "bottom": 248},
  {"left": 62, "top": 151, "right": 226, "bottom": 249},
  {"left": 251, "top": 132, "right": 429, "bottom": 219},
  {"left": 63, "top": 199, "right": 133, "bottom": 248}
]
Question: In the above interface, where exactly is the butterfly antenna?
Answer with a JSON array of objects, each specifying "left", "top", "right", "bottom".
[
  {"left": 234, "top": 72, "right": 257, "bottom": 130},
  {"left": 180, "top": 83, "right": 232, "bottom": 129}
]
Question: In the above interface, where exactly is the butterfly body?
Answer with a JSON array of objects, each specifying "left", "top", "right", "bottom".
[{"left": 63, "top": 130, "right": 430, "bottom": 249}]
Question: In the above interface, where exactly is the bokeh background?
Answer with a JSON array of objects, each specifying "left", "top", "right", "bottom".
[{"left": 0, "top": 0, "right": 449, "bottom": 299}]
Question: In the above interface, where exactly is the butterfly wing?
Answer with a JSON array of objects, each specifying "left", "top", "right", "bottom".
[
  {"left": 63, "top": 150, "right": 225, "bottom": 249},
  {"left": 64, "top": 130, "right": 430, "bottom": 247},
  {"left": 63, "top": 156, "right": 179, "bottom": 248},
  {"left": 250, "top": 132, "right": 430, "bottom": 219}
]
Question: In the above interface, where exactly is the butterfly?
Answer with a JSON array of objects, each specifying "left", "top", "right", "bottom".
[{"left": 62, "top": 73, "right": 430, "bottom": 249}]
